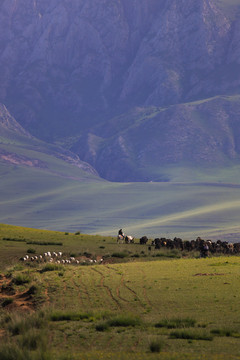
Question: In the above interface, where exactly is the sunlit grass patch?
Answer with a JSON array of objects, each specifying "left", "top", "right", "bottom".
[
  {"left": 50, "top": 311, "right": 95, "bottom": 322},
  {"left": 39, "top": 264, "right": 64, "bottom": 273}
]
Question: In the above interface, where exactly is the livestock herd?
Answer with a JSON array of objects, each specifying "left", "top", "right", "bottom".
[
  {"left": 19, "top": 235, "right": 240, "bottom": 266},
  {"left": 140, "top": 236, "right": 240, "bottom": 256},
  {"left": 21, "top": 251, "right": 103, "bottom": 265},
  {"left": 117, "top": 233, "right": 240, "bottom": 256}
]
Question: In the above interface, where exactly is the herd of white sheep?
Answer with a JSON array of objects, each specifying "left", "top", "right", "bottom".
[{"left": 21, "top": 251, "right": 103, "bottom": 265}]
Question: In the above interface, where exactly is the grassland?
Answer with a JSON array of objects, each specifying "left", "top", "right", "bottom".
[
  {"left": 2, "top": 161, "right": 240, "bottom": 241},
  {"left": 0, "top": 224, "right": 240, "bottom": 360}
]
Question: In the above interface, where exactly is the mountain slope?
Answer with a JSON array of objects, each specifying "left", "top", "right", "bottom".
[
  {"left": 0, "top": 104, "right": 99, "bottom": 180},
  {"left": 71, "top": 95, "right": 240, "bottom": 181},
  {"left": 0, "top": 0, "right": 240, "bottom": 137},
  {"left": 1, "top": 0, "right": 240, "bottom": 181}
]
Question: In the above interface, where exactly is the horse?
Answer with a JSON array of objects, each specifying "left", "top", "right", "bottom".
[{"left": 117, "top": 234, "right": 125, "bottom": 243}]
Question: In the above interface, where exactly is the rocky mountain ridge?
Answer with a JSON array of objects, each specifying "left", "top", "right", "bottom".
[{"left": 1, "top": 0, "right": 240, "bottom": 181}]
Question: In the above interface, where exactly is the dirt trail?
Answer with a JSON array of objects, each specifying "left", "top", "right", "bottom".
[
  {"left": 91, "top": 267, "right": 122, "bottom": 309},
  {"left": 106, "top": 265, "right": 146, "bottom": 309},
  {"left": 0, "top": 274, "right": 34, "bottom": 311}
]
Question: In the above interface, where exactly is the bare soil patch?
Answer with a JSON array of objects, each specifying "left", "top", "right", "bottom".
[{"left": 0, "top": 274, "right": 34, "bottom": 312}]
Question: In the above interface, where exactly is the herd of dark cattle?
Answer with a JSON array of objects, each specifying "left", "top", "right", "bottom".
[{"left": 139, "top": 236, "right": 240, "bottom": 257}]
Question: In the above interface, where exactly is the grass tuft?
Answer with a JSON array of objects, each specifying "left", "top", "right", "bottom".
[
  {"left": 50, "top": 311, "right": 94, "bottom": 322},
  {"left": 155, "top": 318, "right": 196, "bottom": 329},
  {"left": 111, "top": 252, "right": 128, "bottom": 259},
  {"left": 170, "top": 330, "right": 213, "bottom": 341},
  {"left": 211, "top": 328, "right": 240, "bottom": 338},
  {"left": 12, "top": 274, "right": 30, "bottom": 285},
  {"left": 149, "top": 339, "right": 164, "bottom": 353},
  {"left": 2, "top": 298, "right": 14, "bottom": 307},
  {"left": 39, "top": 264, "right": 64, "bottom": 273}
]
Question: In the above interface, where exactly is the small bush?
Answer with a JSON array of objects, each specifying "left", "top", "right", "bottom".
[
  {"left": 7, "top": 311, "right": 46, "bottom": 336},
  {"left": 108, "top": 315, "right": 141, "bottom": 327},
  {"left": 95, "top": 322, "right": 110, "bottom": 332},
  {"left": 50, "top": 311, "right": 93, "bottom": 322},
  {"left": 2, "top": 298, "right": 13, "bottom": 307},
  {"left": 211, "top": 328, "right": 240, "bottom": 338},
  {"left": 111, "top": 252, "right": 128, "bottom": 259},
  {"left": 3, "top": 238, "right": 26, "bottom": 243},
  {"left": 149, "top": 339, "right": 163, "bottom": 353},
  {"left": 64, "top": 232, "right": 69, "bottom": 235},
  {"left": 40, "top": 264, "right": 63, "bottom": 273},
  {"left": 155, "top": 318, "right": 196, "bottom": 329},
  {"left": 83, "top": 252, "right": 92, "bottom": 258},
  {"left": 27, "top": 241, "right": 62, "bottom": 246},
  {"left": 75, "top": 231, "right": 81, "bottom": 235},
  {"left": 27, "top": 248, "right": 36, "bottom": 254},
  {"left": 12, "top": 274, "right": 30, "bottom": 286},
  {"left": 0, "top": 344, "right": 30, "bottom": 360},
  {"left": 170, "top": 330, "right": 213, "bottom": 341}
]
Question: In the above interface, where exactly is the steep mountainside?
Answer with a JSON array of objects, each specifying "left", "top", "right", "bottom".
[
  {"left": 72, "top": 95, "right": 240, "bottom": 181},
  {"left": 0, "top": 104, "right": 99, "bottom": 179},
  {"left": 1, "top": 0, "right": 240, "bottom": 181}
]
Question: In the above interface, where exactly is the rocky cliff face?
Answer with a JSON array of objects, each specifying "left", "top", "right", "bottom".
[{"left": 1, "top": 0, "right": 240, "bottom": 180}]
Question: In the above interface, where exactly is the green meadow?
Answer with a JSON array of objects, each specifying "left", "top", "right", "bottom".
[
  {"left": 2, "top": 160, "right": 240, "bottom": 240},
  {"left": 0, "top": 225, "right": 240, "bottom": 360},
  {"left": 2, "top": 116, "right": 240, "bottom": 240}
]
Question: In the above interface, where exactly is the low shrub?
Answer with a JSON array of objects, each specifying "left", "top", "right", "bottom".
[
  {"left": 155, "top": 318, "right": 196, "bottom": 329},
  {"left": 149, "top": 339, "right": 163, "bottom": 353},
  {"left": 2, "top": 298, "right": 13, "bottom": 307},
  {"left": 27, "top": 241, "right": 62, "bottom": 246},
  {"left": 50, "top": 311, "right": 93, "bottom": 322},
  {"left": 211, "top": 328, "right": 240, "bottom": 338},
  {"left": 12, "top": 274, "right": 30, "bottom": 286},
  {"left": 111, "top": 252, "right": 128, "bottom": 259},
  {"left": 170, "top": 330, "right": 213, "bottom": 341},
  {"left": 7, "top": 311, "right": 46, "bottom": 336},
  {"left": 95, "top": 322, "right": 110, "bottom": 332},
  {"left": 108, "top": 315, "right": 141, "bottom": 327},
  {"left": 40, "top": 264, "right": 64, "bottom": 273},
  {"left": 3, "top": 238, "right": 26, "bottom": 242},
  {"left": 17, "top": 329, "right": 46, "bottom": 351},
  {"left": 27, "top": 248, "right": 36, "bottom": 254}
]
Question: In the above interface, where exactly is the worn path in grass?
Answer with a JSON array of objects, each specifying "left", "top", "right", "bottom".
[{"left": 14, "top": 257, "right": 238, "bottom": 359}]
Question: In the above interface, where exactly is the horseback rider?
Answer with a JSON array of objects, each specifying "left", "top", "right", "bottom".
[{"left": 118, "top": 229, "right": 124, "bottom": 237}]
